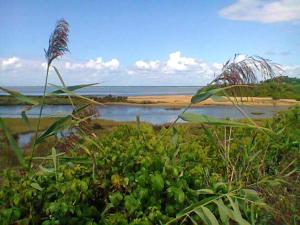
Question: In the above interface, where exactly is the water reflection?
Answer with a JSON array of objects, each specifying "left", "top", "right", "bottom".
[{"left": 0, "top": 104, "right": 288, "bottom": 124}]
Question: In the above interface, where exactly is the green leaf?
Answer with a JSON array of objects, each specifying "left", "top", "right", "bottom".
[
  {"left": 124, "top": 195, "right": 140, "bottom": 215},
  {"left": 214, "top": 199, "right": 230, "bottom": 225},
  {"left": 210, "top": 95, "right": 227, "bottom": 102},
  {"left": 191, "top": 85, "right": 248, "bottom": 104},
  {"left": 30, "top": 182, "right": 43, "bottom": 191},
  {"left": 0, "top": 87, "right": 39, "bottom": 105},
  {"left": 194, "top": 207, "right": 210, "bottom": 225},
  {"left": 171, "top": 127, "right": 178, "bottom": 146},
  {"left": 49, "top": 84, "right": 103, "bottom": 105},
  {"left": 52, "top": 66, "right": 66, "bottom": 87},
  {"left": 227, "top": 195, "right": 250, "bottom": 225},
  {"left": 213, "top": 182, "right": 227, "bottom": 192},
  {"left": 180, "top": 113, "right": 270, "bottom": 131},
  {"left": 151, "top": 174, "right": 164, "bottom": 192},
  {"left": 35, "top": 104, "right": 90, "bottom": 144},
  {"left": 109, "top": 192, "right": 123, "bottom": 206},
  {"left": 176, "top": 196, "right": 219, "bottom": 217},
  {"left": 195, "top": 206, "right": 220, "bottom": 225},
  {"left": 50, "top": 83, "right": 98, "bottom": 94},
  {"left": 241, "top": 189, "right": 260, "bottom": 202},
  {"left": 197, "top": 189, "right": 215, "bottom": 195},
  {"left": 39, "top": 165, "right": 55, "bottom": 173},
  {"left": 0, "top": 118, "right": 25, "bottom": 167},
  {"left": 52, "top": 66, "right": 75, "bottom": 106},
  {"left": 189, "top": 215, "right": 198, "bottom": 225},
  {"left": 35, "top": 115, "right": 71, "bottom": 144},
  {"left": 170, "top": 188, "right": 186, "bottom": 204}
]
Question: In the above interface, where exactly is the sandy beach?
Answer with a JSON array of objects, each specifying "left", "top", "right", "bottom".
[{"left": 113, "top": 95, "right": 300, "bottom": 107}]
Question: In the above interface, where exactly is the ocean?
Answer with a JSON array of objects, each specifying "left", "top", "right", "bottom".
[{"left": 0, "top": 86, "right": 202, "bottom": 96}]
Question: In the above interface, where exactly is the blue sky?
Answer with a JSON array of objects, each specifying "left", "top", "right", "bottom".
[{"left": 1, "top": 0, "right": 300, "bottom": 86}]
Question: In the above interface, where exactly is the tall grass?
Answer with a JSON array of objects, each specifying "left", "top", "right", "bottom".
[{"left": 28, "top": 19, "right": 70, "bottom": 169}]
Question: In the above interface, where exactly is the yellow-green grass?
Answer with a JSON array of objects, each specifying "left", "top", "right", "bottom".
[{"left": 0, "top": 117, "right": 138, "bottom": 135}]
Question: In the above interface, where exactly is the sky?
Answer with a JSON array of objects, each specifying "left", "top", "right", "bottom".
[{"left": 0, "top": 0, "right": 300, "bottom": 86}]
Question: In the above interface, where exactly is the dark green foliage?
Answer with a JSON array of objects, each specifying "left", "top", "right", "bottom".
[
  {"left": 0, "top": 95, "right": 128, "bottom": 106},
  {"left": 0, "top": 107, "right": 299, "bottom": 224},
  {"left": 202, "top": 76, "right": 300, "bottom": 100}
]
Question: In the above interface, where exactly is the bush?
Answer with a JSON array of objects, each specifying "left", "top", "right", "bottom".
[{"left": 0, "top": 108, "right": 299, "bottom": 224}]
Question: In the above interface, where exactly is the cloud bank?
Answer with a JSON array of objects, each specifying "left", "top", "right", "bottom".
[
  {"left": 219, "top": 0, "right": 300, "bottom": 23},
  {"left": 0, "top": 51, "right": 299, "bottom": 86}
]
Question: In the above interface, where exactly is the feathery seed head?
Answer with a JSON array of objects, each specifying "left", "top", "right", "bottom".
[
  {"left": 213, "top": 54, "right": 283, "bottom": 85},
  {"left": 45, "top": 19, "right": 69, "bottom": 65}
]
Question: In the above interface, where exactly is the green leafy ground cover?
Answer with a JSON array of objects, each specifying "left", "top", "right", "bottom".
[{"left": 0, "top": 107, "right": 299, "bottom": 225}]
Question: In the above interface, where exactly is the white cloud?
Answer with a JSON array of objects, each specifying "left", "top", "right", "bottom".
[
  {"left": 284, "top": 65, "right": 300, "bottom": 77},
  {"left": 65, "top": 57, "right": 120, "bottom": 71},
  {"left": 165, "top": 51, "right": 198, "bottom": 72},
  {"left": 135, "top": 60, "right": 160, "bottom": 71},
  {"left": 0, "top": 57, "right": 22, "bottom": 71},
  {"left": 132, "top": 51, "right": 220, "bottom": 77},
  {"left": 0, "top": 57, "right": 121, "bottom": 86},
  {"left": 128, "top": 51, "right": 223, "bottom": 85},
  {"left": 219, "top": 0, "right": 300, "bottom": 23},
  {"left": 0, "top": 53, "right": 299, "bottom": 86}
]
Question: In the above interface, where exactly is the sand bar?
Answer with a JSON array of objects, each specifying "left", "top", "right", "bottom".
[{"left": 106, "top": 95, "right": 299, "bottom": 107}]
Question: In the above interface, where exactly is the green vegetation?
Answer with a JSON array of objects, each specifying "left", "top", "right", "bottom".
[
  {"left": 255, "top": 76, "right": 300, "bottom": 100},
  {"left": 0, "top": 95, "right": 128, "bottom": 106},
  {"left": 0, "top": 107, "right": 299, "bottom": 224},
  {"left": 204, "top": 76, "right": 300, "bottom": 100},
  {"left": 0, "top": 118, "right": 135, "bottom": 135},
  {"left": 1, "top": 20, "right": 299, "bottom": 225}
]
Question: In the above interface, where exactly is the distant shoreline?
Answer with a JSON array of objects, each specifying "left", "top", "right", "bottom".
[{"left": 0, "top": 94, "right": 299, "bottom": 107}]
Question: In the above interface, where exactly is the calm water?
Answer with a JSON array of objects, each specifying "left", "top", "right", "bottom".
[
  {"left": 0, "top": 86, "right": 201, "bottom": 96},
  {"left": 0, "top": 105, "right": 288, "bottom": 125}
]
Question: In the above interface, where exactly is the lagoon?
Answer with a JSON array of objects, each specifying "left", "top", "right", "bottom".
[{"left": 0, "top": 104, "right": 289, "bottom": 125}]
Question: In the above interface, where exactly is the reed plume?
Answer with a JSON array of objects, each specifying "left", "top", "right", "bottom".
[
  {"left": 213, "top": 54, "right": 282, "bottom": 85},
  {"left": 29, "top": 19, "right": 70, "bottom": 169},
  {"left": 45, "top": 19, "right": 69, "bottom": 65}
]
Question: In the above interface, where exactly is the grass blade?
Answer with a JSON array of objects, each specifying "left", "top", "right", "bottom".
[
  {"left": 30, "top": 182, "right": 44, "bottom": 191},
  {"left": 0, "top": 118, "right": 25, "bottom": 167},
  {"left": 52, "top": 66, "right": 75, "bottom": 107},
  {"left": 179, "top": 113, "right": 272, "bottom": 132},
  {"left": 49, "top": 84, "right": 103, "bottom": 105},
  {"left": 214, "top": 199, "right": 230, "bottom": 225},
  {"left": 35, "top": 115, "right": 71, "bottom": 144},
  {"left": 0, "top": 87, "right": 39, "bottom": 105},
  {"left": 50, "top": 83, "right": 98, "bottom": 94},
  {"left": 227, "top": 195, "right": 250, "bottom": 225},
  {"left": 197, "top": 206, "right": 220, "bottom": 225},
  {"left": 35, "top": 104, "right": 90, "bottom": 144},
  {"left": 191, "top": 85, "right": 250, "bottom": 104}
]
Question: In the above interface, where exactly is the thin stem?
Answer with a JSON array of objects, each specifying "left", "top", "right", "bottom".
[
  {"left": 159, "top": 103, "right": 192, "bottom": 140},
  {"left": 28, "top": 64, "right": 50, "bottom": 170},
  {"left": 223, "top": 91, "right": 260, "bottom": 128}
]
